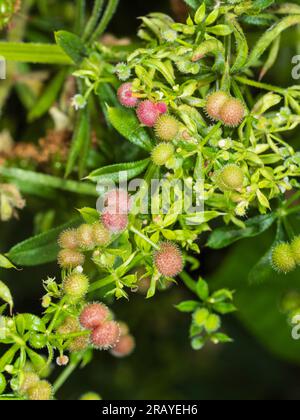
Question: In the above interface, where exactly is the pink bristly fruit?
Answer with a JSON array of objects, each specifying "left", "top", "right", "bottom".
[
  {"left": 102, "top": 209, "right": 128, "bottom": 233},
  {"left": 136, "top": 100, "right": 160, "bottom": 127},
  {"left": 91, "top": 321, "right": 121, "bottom": 350},
  {"left": 80, "top": 302, "right": 110, "bottom": 330},
  {"left": 104, "top": 189, "right": 131, "bottom": 214},
  {"left": 110, "top": 334, "right": 136, "bottom": 358},
  {"left": 154, "top": 242, "right": 184, "bottom": 278},
  {"left": 117, "top": 83, "right": 139, "bottom": 108}
]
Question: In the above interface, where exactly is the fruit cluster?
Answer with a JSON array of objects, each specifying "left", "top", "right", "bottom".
[{"left": 205, "top": 92, "right": 245, "bottom": 127}]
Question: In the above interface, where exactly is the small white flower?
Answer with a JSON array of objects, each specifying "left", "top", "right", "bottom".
[
  {"left": 75, "top": 265, "right": 84, "bottom": 273},
  {"left": 71, "top": 94, "right": 87, "bottom": 111}
]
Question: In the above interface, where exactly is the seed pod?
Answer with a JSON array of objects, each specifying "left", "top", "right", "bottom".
[
  {"left": 205, "top": 91, "right": 229, "bottom": 121},
  {"left": 19, "top": 372, "right": 40, "bottom": 395},
  {"left": 151, "top": 143, "right": 175, "bottom": 166},
  {"left": 271, "top": 243, "right": 296, "bottom": 274},
  {"left": 154, "top": 242, "right": 184, "bottom": 277},
  {"left": 80, "top": 302, "right": 110, "bottom": 329},
  {"left": 63, "top": 273, "right": 89, "bottom": 302},
  {"left": 76, "top": 224, "right": 95, "bottom": 250},
  {"left": 57, "top": 249, "right": 85, "bottom": 269},
  {"left": 136, "top": 100, "right": 160, "bottom": 127},
  {"left": 91, "top": 321, "right": 121, "bottom": 350},
  {"left": 154, "top": 115, "right": 180, "bottom": 141},
  {"left": 117, "top": 83, "right": 139, "bottom": 108},
  {"left": 291, "top": 236, "right": 300, "bottom": 265},
  {"left": 220, "top": 98, "right": 245, "bottom": 127},
  {"left": 217, "top": 164, "right": 244, "bottom": 191},
  {"left": 92, "top": 223, "right": 111, "bottom": 246},
  {"left": 102, "top": 209, "right": 128, "bottom": 233},
  {"left": 110, "top": 334, "right": 136, "bottom": 358},
  {"left": 58, "top": 229, "right": 78, "bottom": 249},
  {"left": 27, "top": 380, "right": 53, "bottom": 401}
]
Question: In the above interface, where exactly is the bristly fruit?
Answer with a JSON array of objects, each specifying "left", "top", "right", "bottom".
[
  {"left": 104, "top": 189, "right": 131, "bottom": 214},
  {"left": 156, "top": 102, "right": 168, "bottom": 115},
  {"left": 102, "top": 209, "right": 128, "bottom": 233},
  {"left": 92, "top": 222, "right": 111, "bottom": 246},
  {"left": 57, "top": 249, "right": 85, "bottom": 269},
  {"left": 27, "top": 381, "right": 53, "bottom": 401},
  {"left": 271, "top": 243, "right": 296, "bottom": 274},
  {"left": 80, "top": 302, "right": 110, "bottom": 330},
  {"left": 136, "top": 100, "right": 160, "bottom": 127},
  {"left": 291, "top": 236, "right": 300, "bottom": 265},
  {"left": 91, "top": 321, "right": 121, "bottom": 350},
  {"left": 63, "top": 273, "right": 89, "bottom": 302},
  {"left": 68, "top": 335, "right": 90, "bottom": 353},
  {"left": 19, "top": 372, "right": 40, "bottom": 395},
  {"left": 117, "top": 82, "right": 139, "bottom": 108},
  {"left": 76, "top": 224, "right": 95, "bottom": 250},
  {"left": 154, "top": 242, "right": 184, "bottom": 277},
  {"left": 154, "top": 114, "right": 180, "bottom": 141},
  {"left": 220, "top": 98, "right": 245, "bottom": 127},
  {"left": 151, "top": 143, "right": 174, "bottom": 166},
  {"left": 110, "top": 334, "right": 136, "bottom": 358},
  {"left": 217, "top": 164, "right": 244, "bottom": 191},
  {"left": 205, "top": 91, "right": 229, "bottom": 121},
  {"left": 58, "top": 229, "right": 78, "bottom": 250}
]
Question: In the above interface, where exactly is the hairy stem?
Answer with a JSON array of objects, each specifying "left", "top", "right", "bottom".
[
  {"left": 83, "top": 0, "right": 105, "bottom": 42},
  {"left": 90, "top": 0, "right": 119, "bottom": 43}
]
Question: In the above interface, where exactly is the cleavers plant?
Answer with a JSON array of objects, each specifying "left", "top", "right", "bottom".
[{"left": 1, "top": 0, "right": 300, "bottom": 400}]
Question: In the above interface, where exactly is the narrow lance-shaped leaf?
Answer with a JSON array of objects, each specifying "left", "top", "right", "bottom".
[
  {"left": 0, "top": 42, "right": 72, "bottom": 64},
  {"left": 246, "top": 15, "right": 300, "bottom": 68},
  {"left": 65, "top": 106, "right": 90, "bottom": 178},
  {"left": 0, "top": 281, "right": 13, "bottom": 314},
  {"left": 107, "top": 106, "right": 153, "bottom": 151},
  {"left": 86, "top": 159, "right": 150, "bottom": 184},
  {"left": 55, "top": 30, "right": 88, "bottom": 64},
  {"left": 7, "top": 218, "right": 81, "bottom": 266},
  {"left": 28, "top": 68, "right": 67, "bottom": 121},
  {"left": 207, "top": 213, "right": 277, "bottom": 249},
  {"left": 228, "top": 16, "right": 249, "bottom": 73}
]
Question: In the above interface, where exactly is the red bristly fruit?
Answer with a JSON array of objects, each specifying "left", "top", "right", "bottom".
[
  {"left": 117, "top": 83, "right": 139, "bottom": 108},
  {"left": 154, "top": 242, "right": 184, "bottom": 277},
  {"left": 102, "top": 209, "right": 128, "bottom": 233},
  {"left": 91, "top": 321, "right": 121, "bottom": 350},
  {"left": 136, "top": 100, "right": 160, "bottom": 127},
  {"left": 110, "top": 334, "right": 135, "bottom": 358},
  {"left": 80, "top": 302, "right": 110, "bottom": 330}
]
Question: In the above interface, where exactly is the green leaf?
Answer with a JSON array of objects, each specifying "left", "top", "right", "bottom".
[
  {"left": 191, "top": 336, "right": 205, "bottom": 350},
  {"left": 15, "top": 314, "right": 46, "bottom": 333},
  {"left": 211, "top": 333, "right": 233, "bottom": 344},
  {"left": 28, "top": 69, "right": 67, "bottom": 121},
  {"left": 78, "top": 208, "right": 100, "bottom": 224},
  {"left": 183, "top": 0, "right": 201, "bottom": 10},
  {"left": 7, "top": 219, "right": 81, "bottom": 266},
  {"left": 194, "top": 3, "right": 206, "bottom": 24},
  {"left": 107, "top": 107, "right": 153, "bottom": 151},
  {"left": 87, "top": 159, "right": 150, "bottom": 183},
  {"left": 26, "top": 348, "right": 47, "bottom": 374},
  {"left": 0, "top": 281, "right": 13, "bottom": 314},
  {"left": 207, "top": 25, "right": 233, "bottom": 36},
  {"left": 55, "top": 31, "right": 87, "bottom": 64},
  {"left": 0, "top": 255, "right": 16, "bottom": 270},
  {"left": 196, "top": 278, "right": 209, "bottom": 301},
  {"left": 228, "top": 16, "right": 249, "bottom": 73},
  {"left": 247, "top": 15, "right": 300, "bottom": 68},
  {"left": 207, "top": 214, "right": 276, "bottom": 249},
  {"left": 0, "top": 167, "right": 97, "bottom": 197},
  {"left": 65, "top": 107, "right": 90, "bottom": 178},
  {"left": 0, "top": 345, "right": 19, "bottom": 373},
  {"left": 0, "top": 42, "right": 72, "bottom": 64},
  {"left": 175, "top": 300, "right": 199, "bottom": 313}
]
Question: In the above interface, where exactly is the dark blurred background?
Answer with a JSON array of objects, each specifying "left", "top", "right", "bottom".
[{"left": 1, "top": 0, "right": 300, "bottom": 400}]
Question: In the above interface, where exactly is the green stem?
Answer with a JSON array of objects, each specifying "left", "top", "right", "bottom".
[
  {"left": 234, "top": 76, "right": 285, "bottom": 95},
  {"left": 179, "top": 271, "right": 197, "bottom": 293},
  {"left": 75, "top": 0, "right": 86, "bottom": 35},
  {"left": 47, "top": 298, "right": 66, "bottom": 335},
  {"left": 286, "top": 190, "right": 300, "bottom": 208},
  {"left": 83, "top": 0, "right": 105, "bottom": 42},
  {"left": 53, "top": 353, "right": 83, "bottom": 394},
  {"left": 201, "top": 121, "right": 222, "bottom": 147},
  {"left": 130, "top": 226, "right": 160, "bottom": 250},
  {"left": 286, "top": 205, "right": 300, "bottom": 217},
  {"left": 282, "top": 217, "right": 295, "bottom": 241},
  {"left": 90, "top": 0, "right": 119, "bottom": 43}
]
